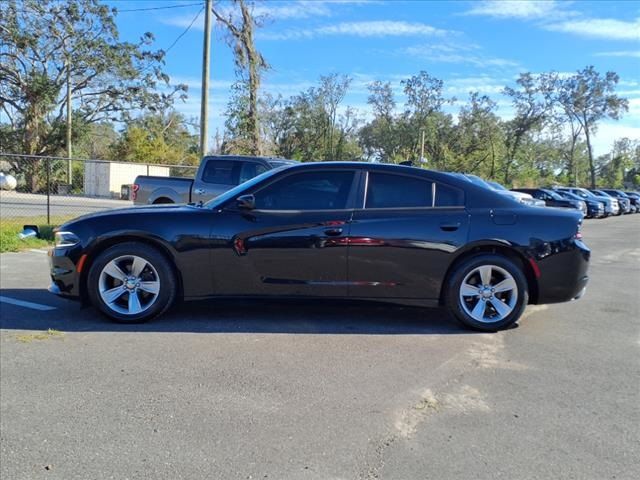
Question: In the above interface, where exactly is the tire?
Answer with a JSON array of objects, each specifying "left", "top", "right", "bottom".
[
  {"left": 444, "top": 254, "right": 529, "bottom": 332},
  {"left": 87, "top": 242, "right": 177, "bottom": 323},
  {"left": 153, "top": 197, "right": 174, "bottom": 204}
]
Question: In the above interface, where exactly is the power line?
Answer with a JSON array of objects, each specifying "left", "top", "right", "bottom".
[
  {"left": 116, "top": 2, "right": 203, "bottom": 13},
  {"left": 165, "top": 6, "right": 204, "bottom": 54}
]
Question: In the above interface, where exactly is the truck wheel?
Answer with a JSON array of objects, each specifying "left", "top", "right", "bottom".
[
  {"left": 444, "top": 254, "right": 528, "bottom": 332},
  {"left": 153, "top": 197, "right": 174, "bottom": 204},
  {"left": 87, "top": 242, "right": 177, "bottom": 323}
]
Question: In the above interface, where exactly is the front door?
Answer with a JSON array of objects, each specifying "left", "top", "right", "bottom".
[{"left": 210, "top": 169, "right": 358, "bottom": 297}]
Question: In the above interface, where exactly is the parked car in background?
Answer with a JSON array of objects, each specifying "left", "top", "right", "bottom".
[
  {"left": 133, "top": 155, "right": 298, "bottom": 205},
  {"left": 556, "top": 187, "right": 619, "bottom": 216},
  {"left": 597, "top": 189, "right": 637, "bottom": 214},
  {"left": 512, "top": 188, "right": 587, "bottom": 216},
  {"left": 484, "top": 180, "right": 546, "bottom": 207},
  {"left": 48, "top": 162, "right": 589, "bottom": 332},
  {"left": 624, "top": 191, "right": 640, "bottom": 211},
  {"left": 590, "top": 189, "right": 630, "bottom": 214},
  {"left": 453, "top": 174, "right": 545, "bottom": 207},
  {"left": 555, "top": 190, "right": 605, "bottom": 218}
]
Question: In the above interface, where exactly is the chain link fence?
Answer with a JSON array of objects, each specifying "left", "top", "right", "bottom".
[{"left": 0, "top": 153, "right": 198, "bottom": 226}]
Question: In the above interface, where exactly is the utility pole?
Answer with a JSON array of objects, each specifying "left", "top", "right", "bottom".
[
  {"left": 200, "top": 0, "right": 212, "bottom": 158},
  {"left": 66, "top": 58, "right": 72, "bottom": 185}
]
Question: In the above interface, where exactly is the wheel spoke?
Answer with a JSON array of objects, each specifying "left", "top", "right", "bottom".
[
  {"left": 130, "top": 256, "right": 147, "bottom": 277},
  {"left": 138, "top": 281, "right": 160, "bottom": 295},
  {"left": 488, "top": 297, "right": 512, "bottom": 319},
  {"left": 128, "top": 290, "right": 142, "bottom": 314},
  {"left": 493, "top": 277, "right": 516, "bottom": 293},
  {"left": 478, "top": 265, "right": 492, "bottom": 286},
  {"left": 470, "top": 299, "right": 486, "bottom": 321},
  {"left": 460, "top": 283, "right": 479, "bottom": 297},
  {"left": 102, "top": 261, "right": 127, "bottom": 280},
  {"left": 102, "top": 286, "right": 126, "bottom": 304}
]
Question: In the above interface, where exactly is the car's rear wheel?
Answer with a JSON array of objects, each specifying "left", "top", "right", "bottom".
[
  {"left": 445, "top": 254, "right": 528, "bottom": 332},
  {"left": 87, "top": 242, "right": 177, "bottom": 323}
]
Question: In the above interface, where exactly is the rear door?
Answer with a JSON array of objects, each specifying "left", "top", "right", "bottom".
[{"left": 347, "top": 171, "right": 469, "bottom": 300}]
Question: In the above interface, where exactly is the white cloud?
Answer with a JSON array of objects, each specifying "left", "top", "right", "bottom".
[
  {"left": 259, "top": 20, "right": 454, "bottom": 40},
  {"left": 404, "top": 43, "right": 518, "bottom": 68},
  {"left": 163, "top": 0, "right": 376, "bottom": 29},
  {"left": 594, "top": 50, "right": 640, "bottom": 58},
  {"left": 463, "top": 0, "right": 567, "bottom": 19},
  {"left": 545, "top": 17, "right": 640, "bottom": 41}
]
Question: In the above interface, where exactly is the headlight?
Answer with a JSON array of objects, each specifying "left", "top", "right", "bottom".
[{"left": 54, "top": 231, "right": 81, "bottom": 248}]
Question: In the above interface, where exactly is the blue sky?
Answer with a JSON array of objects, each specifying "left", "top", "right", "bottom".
[{"left": 108, "top": 0, "right": 640, "bottom": 155}]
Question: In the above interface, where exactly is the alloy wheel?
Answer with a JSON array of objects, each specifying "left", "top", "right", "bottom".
[
  {"left": 98, "top": 255, "right": 160, "bottom": 315},
  {"left": 459, "top": 264, "right": 518, "bottom": 323}
]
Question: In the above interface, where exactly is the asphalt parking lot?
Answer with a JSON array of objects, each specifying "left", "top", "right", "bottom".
[{"left": 1, "top": 215, "right": 639, "bottom": 480}]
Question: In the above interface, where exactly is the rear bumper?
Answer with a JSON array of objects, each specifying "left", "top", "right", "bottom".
[{"left": 534, "top": 239, "right": 590, "bottom": 304}]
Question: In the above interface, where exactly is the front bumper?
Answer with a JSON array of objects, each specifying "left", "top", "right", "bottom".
[{"left": 48, "top": 247, "right": 82, "bottom": 300}]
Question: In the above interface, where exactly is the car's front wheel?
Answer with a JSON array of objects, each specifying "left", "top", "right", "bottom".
[
  {"left": 87, "top": 242, "right": 177, "bottom": 323},
  {"left": 445, "top": 254, "right": 528, "bottom": 331}
]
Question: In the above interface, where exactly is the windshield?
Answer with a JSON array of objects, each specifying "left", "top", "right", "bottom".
[
  {"left": 540, "top": 189, "right": 563, "bottom": 200},
  {"left": 486, "top": 180, "right": 508, "bottom": 191},
  {"left": 204, "top": 166, "right": 287, "bottom": 209},
  {"left": 268, "top": 159, "right": 298, "bottom": 168},
  {"left": 464, "top": 174, "right": 493, "bottom": 189}
]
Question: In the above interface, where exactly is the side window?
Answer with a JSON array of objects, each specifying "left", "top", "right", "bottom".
[
  {"left": 366, "top": 173, "right": 433, "bottom": 208},
  {"left": 202, "top": 160, "right": 239, "bottom": 185},
  {"left": 254, "top": 171, "right": 355, "bottom": 210},
  {"left": 434, "top": 182, "right": 464, "bottom": 207},
  {"left": 239, "top": 162, "right": 268, "bottom": 184}
]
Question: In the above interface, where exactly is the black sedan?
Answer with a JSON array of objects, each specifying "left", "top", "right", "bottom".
[
  {"left": 555, "top": 190, "right": 605, "bottom": 218},
  {"left": 512, "top": 188, "right": 587, "bottom": 216},
  {"left": 48, "top": 162, "right": 590, "bottom": 331}
]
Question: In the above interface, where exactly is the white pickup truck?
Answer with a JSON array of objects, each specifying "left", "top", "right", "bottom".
[{"left": 133, "top": 155, "right": 297, "bottom": 205}]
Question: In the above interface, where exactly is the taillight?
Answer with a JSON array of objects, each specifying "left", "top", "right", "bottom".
[
  {"left": 575, "top": 221, "right": 583, "bottom": 240},
  {"left": 132, "top": 183, "right": 139, "bottom": 201}
]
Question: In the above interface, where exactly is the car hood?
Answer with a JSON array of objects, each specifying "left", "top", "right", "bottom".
[{"left": 60, "top": 204, "right": 202, "bottom": 228}]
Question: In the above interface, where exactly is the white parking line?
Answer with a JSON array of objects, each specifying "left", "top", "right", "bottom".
[
  {"left": 28, "top": 249, "right": 49, "bottom": 254},
  {"left": 0, "top": 296, "right": 57, "bottom": 311}
]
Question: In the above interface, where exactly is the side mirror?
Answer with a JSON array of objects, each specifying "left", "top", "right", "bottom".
[{"left": 236, "top": 194, "right": 255, "bottom": 210}]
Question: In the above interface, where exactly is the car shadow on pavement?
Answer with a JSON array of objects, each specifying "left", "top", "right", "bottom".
[{"left": 0, "top": 289, "right": 472, "bottom": 335}]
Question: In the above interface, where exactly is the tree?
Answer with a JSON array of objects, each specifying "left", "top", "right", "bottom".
[
  {"left": 450, "top": 92, "right": 504, "bottom": 177},
  {"left": 501, "top": 72, "right": 557, "bottom": 184},
  {"left": 360, "top": 81, "right": 401, "bottom": 162},
  {"left": 0, "top": 0, "right": 185, "bottom": 155},
  {"left": 400, "top": 71, "right": 453, "bottom": 165},
  {"left": 212, "top": 0, "right": 268, "bottom": 156},
  {"left": 559, "top": 66, "right": 629, "bottom": 188},
  {"left": 111, "top": 111, "right": 199, "bottom": 165}
]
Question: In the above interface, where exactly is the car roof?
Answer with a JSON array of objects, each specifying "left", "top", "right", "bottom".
[{"left": 282, "top": 161, "right": 476, "bottom": 188}]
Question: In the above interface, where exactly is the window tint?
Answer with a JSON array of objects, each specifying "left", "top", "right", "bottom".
[
  {"left": 366, "top": 173, "right": 433, "bottom": 208},
  {"left": 435, "top": 183, "right": 464, "bottom": 207},
  {"left": 239, "top": 162, "right": 268, "bottom": 184},
  {"left": 202, "top": 160, "right": 238, "bottom": 185},
  {"left": 254, "top": 171, "right": 355, "bottom": 210}
]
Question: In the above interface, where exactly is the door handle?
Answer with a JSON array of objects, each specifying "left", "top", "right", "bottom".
[
  {"left": 324, "top": 228, "right": 343, "bottom": 236},
  {"left": 439, "top": 222, "right": 460, "bottom": 232},
  {"left": 195, "top": 188, "right": 206, "bottom": 195}
]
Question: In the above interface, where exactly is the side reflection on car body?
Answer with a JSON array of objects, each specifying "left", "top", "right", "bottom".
[{"left": 48, "top": 162, "right": 590, "bottom": 331}]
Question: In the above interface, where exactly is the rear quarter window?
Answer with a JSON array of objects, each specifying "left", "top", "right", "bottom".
[{"left": 434, "top": 183, "right": 464, "bottom": 207}]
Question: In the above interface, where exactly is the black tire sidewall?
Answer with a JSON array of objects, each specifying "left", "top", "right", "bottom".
[
  {"left": 445, "top": 254, "right": 528, "bottom": 332},
  {"left": 87, "top": 242, "right": 177, "bottom": 323}
]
